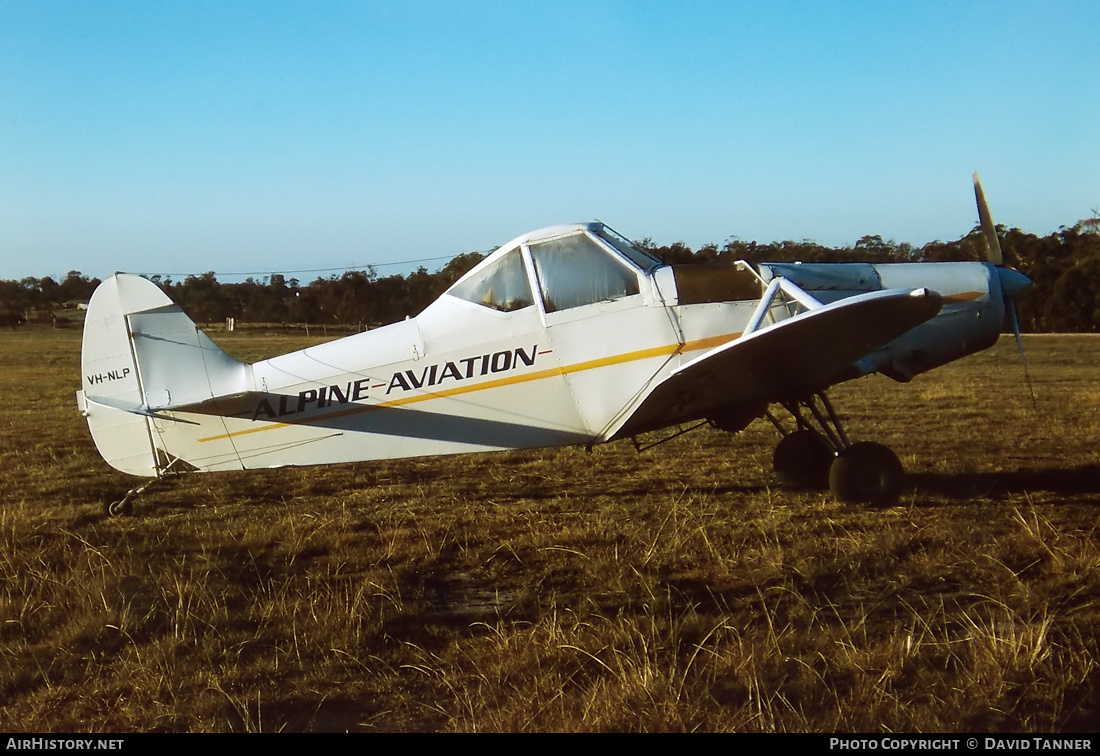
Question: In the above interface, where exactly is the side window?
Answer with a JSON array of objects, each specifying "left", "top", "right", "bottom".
[
  {"left": 448, "top": 248, "right": 534, "bottom": 312},
  {"left": 529, "top": 234, "right": 640, "bottom": 313}
]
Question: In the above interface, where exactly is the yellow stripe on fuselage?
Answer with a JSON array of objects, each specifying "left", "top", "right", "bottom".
[
  {"left": 942, "top": 291, "right": 984, "bottom": 303},
  {"left": 196, "top": 332, "right": 740, "bottom": 443}
]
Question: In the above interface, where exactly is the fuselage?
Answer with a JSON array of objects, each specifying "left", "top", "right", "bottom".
[{"left": 153, "top": 224, "right": 1016, "bottom": 472}]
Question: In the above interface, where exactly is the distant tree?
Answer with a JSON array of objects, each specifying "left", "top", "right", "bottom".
[
  {"left": 36, "top": 276, "right": 59, "bottom": 303},
  {"left": 6, "top": 214, "right": 1100, "bottom": 331},
  {"left": 694, "top": 243, "right": 720, "bottom": 263},
  {"left": 0, "top": 280, "right": 29, "bottom": 324},
  {"left": 435, "top": 251, "right": 485, "bottom": 288},
  {"left": 651, "top": 242, "right": 695, "bottom": 264},
  {"left": 852, "top": 235, "right": 899, "bottom": 263},
  {"left": 172, "top": 272, "right": 224, "bottom": 323},
  {"left": 1046, "top": 257, "right": 1100, "bottom": 332},
  {"left": 405, "top": 267, "right": 436, "bottom": 316},
  {"left": 721, "top": 239, "right": 760, "bottom": 261},
  {"left": 17, "top": 277, "right": 46, "bottom": 320},
  {"left": 57, "top": 271, "right": 100, "bottom": 304},
  {"left": 333, "top": 270, "right": 373, "bottom": 324}
]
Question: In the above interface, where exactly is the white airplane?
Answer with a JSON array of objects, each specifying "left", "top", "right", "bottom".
[{"left": 78, "top": 176, "right": 1030, "bottom": 514}]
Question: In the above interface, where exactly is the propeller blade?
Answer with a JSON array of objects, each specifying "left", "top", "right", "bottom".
[
  {"left": 972, "top": 175, "right": 1033, "bottom": 405},
  {"left": 1008, "top": 299, "right": 1037, "bottom": 408},
  {"left": 973, "top": 171, "right": 1004, "bottom": 266}
]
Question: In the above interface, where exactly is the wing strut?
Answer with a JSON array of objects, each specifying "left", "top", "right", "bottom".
[{"left": 743, "top": 276, "right": 824, "bottom": 336}]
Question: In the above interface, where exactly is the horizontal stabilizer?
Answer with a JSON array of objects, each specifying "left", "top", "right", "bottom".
[{"left": 83, "top": 393, "right": 201, "bottom": 425}]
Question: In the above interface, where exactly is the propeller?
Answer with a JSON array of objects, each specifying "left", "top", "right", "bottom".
[
  {"left": 972, "top": 172, "right": 1036, "bottom": 406},
  {"left": 973, "top": 171, "right": 1003, "bottom": 266}
]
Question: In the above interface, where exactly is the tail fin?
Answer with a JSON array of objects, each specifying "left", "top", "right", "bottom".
[{"left": 78, "top": 274, "right": 251, "bottom": 476}]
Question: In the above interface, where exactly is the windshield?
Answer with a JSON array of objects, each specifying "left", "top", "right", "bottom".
[
  {"left": 592, "top": 224, "right": 662, "bottom": 271},
  {"left": 528, "top": 233, "right": 640, "bottom": 313}
]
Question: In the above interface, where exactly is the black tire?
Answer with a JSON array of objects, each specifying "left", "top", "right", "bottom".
[
  {"left": 828, "top": 441, "right": 904, "bottom": 506},
  {"left": 773, "top": 429, "right": 836, "bottom": 489},
  {"left": 104, "top": 497, "right": 133, "bottom": 517}
]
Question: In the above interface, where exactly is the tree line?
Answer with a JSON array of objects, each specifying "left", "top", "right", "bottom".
[{"left": 3, "top": 220, "right": 1098, "bottom": 332}]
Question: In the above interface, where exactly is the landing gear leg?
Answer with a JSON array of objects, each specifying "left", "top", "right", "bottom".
[
  {"left": 105, "top": 483, "right": 147, "bottom": 517},
  {"left": 103, "top": 456, "right": 187, "bottom": 517},
  {"left": 767, "top": 393, "right": 904, "bottom": 506}
]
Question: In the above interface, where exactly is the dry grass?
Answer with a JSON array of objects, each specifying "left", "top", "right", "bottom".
[{"left": 1, "top": 327, "right": 1099, "bottom": 731}]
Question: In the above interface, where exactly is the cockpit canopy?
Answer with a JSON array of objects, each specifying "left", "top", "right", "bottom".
[{"left": 447, "top": 222, "right": 661, "bottom": 314}]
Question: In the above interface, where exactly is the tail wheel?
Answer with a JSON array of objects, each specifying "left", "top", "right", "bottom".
[
  {"left": 104, "top": 497, "right": 134, "bottom": 517},
  {"left": 828, "top": 442, "right": 904, "bottom": 506},
  {"left": 773, "top": 429, "right": 835, "bottom": 489}
]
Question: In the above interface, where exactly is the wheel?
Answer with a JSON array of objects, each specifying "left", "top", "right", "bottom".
[
  {"left": 828, "top": 441, "right": 904, "bottom": 506},
  {"left": 773, "top": 430, "right": 836, "bottom": 489},
  {"left": 104, "top": 496, "right": 133, "bottom": 517}
]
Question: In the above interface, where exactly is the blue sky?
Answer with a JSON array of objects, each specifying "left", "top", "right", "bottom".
[{"left": 2, "top": 0, "right": 1098, "bottom": 283}]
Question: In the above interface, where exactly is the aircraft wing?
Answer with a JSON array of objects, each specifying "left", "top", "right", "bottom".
[{"left": 606, "top": 287, "right": 944, "bottom": 440}]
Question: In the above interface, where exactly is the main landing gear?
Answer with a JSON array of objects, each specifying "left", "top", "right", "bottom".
[{"left": 767, "top": 393, "right": 904, "bottom": 506}]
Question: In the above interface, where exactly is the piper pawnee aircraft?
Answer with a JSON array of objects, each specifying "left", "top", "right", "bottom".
[{"left": 78, "top": 175, "right": 1031, "bottom": 514}]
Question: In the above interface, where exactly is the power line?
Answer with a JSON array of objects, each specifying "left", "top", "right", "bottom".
[{"left": 134, "top": 253, "right": 464, "bottom": 279}]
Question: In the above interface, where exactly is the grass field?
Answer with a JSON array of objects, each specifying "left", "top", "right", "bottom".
[{"left": 1, "top": 326, "right": 1099, "bottom": 732}]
